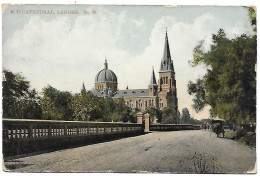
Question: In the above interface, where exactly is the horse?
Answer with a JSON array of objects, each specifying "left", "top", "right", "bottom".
[{"left": 213, "top": 125, "right": 224, "bottom": 138}]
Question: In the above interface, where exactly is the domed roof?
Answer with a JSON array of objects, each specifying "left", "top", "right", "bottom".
[{"left": 95, "top": 60, "right": 117, "bottom": 83}]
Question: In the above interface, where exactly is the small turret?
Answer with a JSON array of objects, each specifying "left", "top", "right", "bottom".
[
  {"left": 103, "top": 82, "right": 108, "bottom": 97},
  {"left": 81, "top": 81, "right": 87, "bottom": 95},
  {"left": 148, "top": 67, "right": 158, "bottom": 96}
]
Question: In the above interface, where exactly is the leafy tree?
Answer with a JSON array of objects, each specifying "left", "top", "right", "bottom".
[
  {"left": 111, "top": 98, "right": 132, "bottom": 122},
  {"left": 101, "top": 97, "right": 116, "bottom": 122},
  {"left": 2, "top": 70, "right": 42, "bottom": 119},
  {"left": 71, "top": 91, "right": 102, "bottom": 121},
  {"left": 180, "top": 108, "right": 200, "bottom": 125},
  {"left": 41, "top": 85, "right": 73, "bottom": 120},
  {"left": 248, "top": 7, "right": 256, "bottom": 33},
  {"left": 146, "top": 107, "right": 162, "bottom": 123},
  {"left": 161, "top": 107, "right": 177, "bottom": 124},
  {"left": 180, "top": 108, "right": 190, "bottom": 124},
  {"left": 188, "top": 29, "right": 256, "bottom": 127}
]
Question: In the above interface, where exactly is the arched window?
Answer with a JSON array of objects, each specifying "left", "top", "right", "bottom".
[
  {"left": 166, "top": 77, "right": 168, "bottom": 84},
  {"left": 159, "top": 99, "right": 163, "bottom": 108},
  {"left": 136, "top": 101, "right": 138, "bottom": 108},
  {"left": 145, "top": 101, "right": 147, "bottom": 107},
  {"left": 139, "top": 100, "right": 142, "bottom": 108}
]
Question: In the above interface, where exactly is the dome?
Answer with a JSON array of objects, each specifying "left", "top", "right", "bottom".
[{"left": 95, "top": 60, "right": 117, "bottom": 83}]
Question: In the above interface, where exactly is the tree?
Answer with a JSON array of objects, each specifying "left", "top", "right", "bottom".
[
  {"left": 41, "top": 85, "right": 73, "bottom": 120},
  {"left": 2, "top": 70, "right": 42, "bottom": 119},
  {"left": 111, "top": 98, "right": 132, "bottom": 122},
  {"left": 180, "top": 108, "right": 190, "bottom": 124},
  {"left": 146, "top": 107, "right": 162, "bottom": 123},
  {"left": 180, "top": 108, "right": 201, "bottom": 125},
  {"left": 248, "top": 7, "right": 256, "bottom": 34},
  {"left": 161, "top": 107, "right": 177, "bottom": 124},
  {"left": 71, "top": 91, "right": 103, "bottom": 121},
  {"left": 188, "top": 29, "right": 256, "bottom": 127}
]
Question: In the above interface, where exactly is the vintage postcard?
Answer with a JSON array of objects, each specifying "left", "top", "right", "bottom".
[{"left": 2, "top": 4, "right": 257, "bottom": 173}]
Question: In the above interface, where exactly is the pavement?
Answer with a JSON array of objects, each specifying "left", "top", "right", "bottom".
[{"left": 3, "top": 130, "right": 256, "bottom": 173}]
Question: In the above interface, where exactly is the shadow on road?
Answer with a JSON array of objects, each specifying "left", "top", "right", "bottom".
[{"left": 4, "top": 132, "right": 148, "bottom": 161}]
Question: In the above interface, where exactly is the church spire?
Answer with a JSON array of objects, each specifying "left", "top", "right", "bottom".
[
  {"left": 160, "top": 29, "right": 174, "bottom": 72},
  {"left": 149, "top": 66, "right": 157, "bottom": 86},
  {"left": 81, "top": 81, "right": 87, "bottom": 95}
]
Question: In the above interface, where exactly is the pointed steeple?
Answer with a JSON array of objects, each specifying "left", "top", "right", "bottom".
[
  {"left": 160, "top": 28, "right": 174, "bottom": 72},
  {"left": 126, "top": 85, "right": 128, "bottom": 90},
  {"left": 81, "top": 81, "right": 87, "bottom": 95},
  {"left": 149, "top": 66, "right": 157, "bottom": 86}
]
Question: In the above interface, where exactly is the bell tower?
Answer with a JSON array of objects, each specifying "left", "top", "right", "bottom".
[{"left": 158, "top": 29, "right": 178, "bottom": 113}]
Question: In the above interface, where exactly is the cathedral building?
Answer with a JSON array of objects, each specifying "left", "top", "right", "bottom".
[{"left": 90, "top": 31, "right": 178, "bottom": 114}]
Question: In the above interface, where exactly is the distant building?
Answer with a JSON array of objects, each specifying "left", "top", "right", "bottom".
[{"left": 89, "top": 31, "right": 178, "bottom": 115}]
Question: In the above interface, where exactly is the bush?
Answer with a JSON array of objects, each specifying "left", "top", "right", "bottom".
[
  {"left": 236, "top": 129, "right": 247, "bottom": 139},
  {"left": 225, "top": 129, "right": 256, "bottom": 148},
  {"left": 239, "top": 132, "right": 256, "bottom": 147},
  {"left": 224, "top": 130, "right": 237, "bottom": 140}
]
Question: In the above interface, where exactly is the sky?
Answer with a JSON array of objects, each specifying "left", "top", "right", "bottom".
[{"left": 2, "top": 5, "right": 254, "bottom": 120}]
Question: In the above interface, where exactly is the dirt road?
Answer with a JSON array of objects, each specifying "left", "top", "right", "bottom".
[{"left": 3, "top": 130, "right": 256, "bottom": 173}]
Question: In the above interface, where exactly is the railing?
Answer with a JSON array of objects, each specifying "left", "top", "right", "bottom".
[
  {"left": 150, "top": 124, "right": 201, "bottom": 131},
  {"left": 2, "top": 119, "right": 201, "bottom": 157},
  {"left": 3, "top": 118, "right": 143, "bottom": 141}
]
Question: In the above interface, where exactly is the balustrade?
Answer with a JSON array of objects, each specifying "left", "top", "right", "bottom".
[{"left": 3, "top": 119, "right": 143, "bottom": 142}]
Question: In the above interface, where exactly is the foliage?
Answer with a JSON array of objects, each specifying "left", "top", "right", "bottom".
[
  {"left": 188, "top": 29, "right": 256, "bottom": 127},
  {"left": 111, "top": 99, "right": 133, "bottom": 122},
  {"left": 128, "top": 108, "right": 140, "bottom": 123},
  {"left": 2, "top": 70, "right": 42, "bottom": 119},
  {"left": 161, "top": 107, "right": 177, "bottom": 124},
  {"left": 224, "top": 130, "right": 237, "bottom": 140},
  {"left": 71, "top": 92, "right": 102, "bottom": 121},
  {"left": 239, "top": 132, "right": 256, "bottom": 147},
  {"left": 180, "top": 108, "right": 201, "bottom": 124},
  {"left": 3, "top": 70, "right": 136, "bottom": 122},
  {"left": 248, "top": 7, "right": 256, "bottom": 33},
  {"left": 146, "top": 107, "right": 162, "bottom": 122},
  {"left": 41, "top": 85, "right": 73, "bottom": 120},
  {"left": 72, "top": 94, "right": 134, "bottom": 122},
  {"left": 225, "top": 130, "right": 256, "bottom": 147}
]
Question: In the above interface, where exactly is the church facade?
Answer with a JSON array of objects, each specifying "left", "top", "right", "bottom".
[{"left": 90, "top": 31, "right": 178, "bottom": 114}]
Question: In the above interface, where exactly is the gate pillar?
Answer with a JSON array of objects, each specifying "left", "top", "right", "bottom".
[
  {"left": 144, "top": 113, "right": 150, "bottom": 132},
  {"left": 136, "top": 112, "right": 143, "bottom": 124}
]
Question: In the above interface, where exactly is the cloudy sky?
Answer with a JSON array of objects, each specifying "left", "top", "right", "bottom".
[{"left": 2, "top": 5, "right": 254, "bottom": 119}]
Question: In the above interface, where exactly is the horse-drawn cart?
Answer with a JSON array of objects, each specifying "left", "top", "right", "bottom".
[{"left": 212, "top": 118, "right": 225, "bottom": 138}]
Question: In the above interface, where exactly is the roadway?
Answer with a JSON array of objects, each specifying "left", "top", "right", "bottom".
[{"left": 3, "top": 130, "right": 256, "bottom": 173}]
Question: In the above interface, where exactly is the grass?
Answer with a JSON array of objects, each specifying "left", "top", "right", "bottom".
[{"left": 224, "top": 130, "right": 237, "bottom": 139}]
